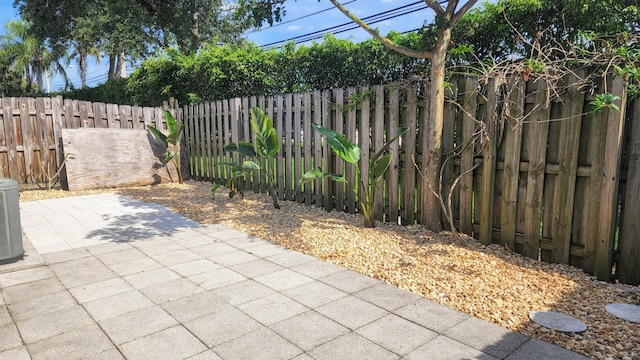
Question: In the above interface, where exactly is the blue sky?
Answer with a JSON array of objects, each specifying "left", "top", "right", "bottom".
[{"left": 0, "top": 0, "right": 441, "bottom": 91}]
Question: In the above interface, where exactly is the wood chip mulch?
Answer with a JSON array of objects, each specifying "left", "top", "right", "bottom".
[{"left": 19, "top": 181, "right": 640, "bottom": 360}]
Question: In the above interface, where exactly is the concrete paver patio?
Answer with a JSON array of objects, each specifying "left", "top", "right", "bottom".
[{"left": 0, "top": 193, "right": 591, "bottom": 359}]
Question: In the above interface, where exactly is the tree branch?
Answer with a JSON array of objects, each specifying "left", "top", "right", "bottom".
[
  {"left": 329, "top": 0, "right": 433, "bottom": 59},
  {"left": 451, "top": 0, "right": 479, "bottom": 26},
  {"left": 424, "top": 0, "right": 445, "bottom": 15}
]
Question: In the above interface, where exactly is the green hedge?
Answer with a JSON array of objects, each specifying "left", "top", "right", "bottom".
[{"left": 60, "top": 32, "right": 430, "bottom": 106}]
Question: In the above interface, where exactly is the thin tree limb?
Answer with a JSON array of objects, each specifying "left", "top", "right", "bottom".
[
  {"left": 424, "top": 0, "right": 445, "bottom": 15},
  {"left": 451, "top": 0, "right": 479, "bottom": 25},
  {"left": 329, "top": 0, "right": 433, "bottom": 59}
]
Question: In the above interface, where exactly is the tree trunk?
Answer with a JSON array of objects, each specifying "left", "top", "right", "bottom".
[
  {"left": 108, "top": 53, "right": 116, "bottom": 80},
  {"left": 25, "top": 66, "right": 32, "bottom": 93},
  {"left": 79, "top": 48, "right": 88, "bottom": 88},
  {"left": 422, "top": 28, "right": 451, "bottom": 232},
  {"left": 115, "top": 52, "right": 127, "bottom": 78},
  {"left": 34, "top": 66, "right": 43, "bottom": 92}
]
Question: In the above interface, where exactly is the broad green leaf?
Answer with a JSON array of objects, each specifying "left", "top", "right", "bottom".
[
  {"left": 250, "top": 107, "right": 272, "bottom": 136},
  {"left": 371, "top": 155, "right": 392, "bottom": 183},
  {"left": 164, "top": 110, "right": 178, "bottom": 134},
  {"left": 241, "top": 160, "right": 261, "bottom": 172},
  {"left": 299, "top": 168, "right": 326, "bottom": 185},
  {"left": 167, "top": 122, "right": 183, "bottom": 145},
  {"left": 371, "top": 127, "right": 409, "bottom": 163},
  {"left": 255, "top": 127, "right": 279, "bottom": 158},
  {"left": 230, "top": 164, "right": 243, "bottom": 175},
  {"left": 162, "top": 151, "right": 174, "bottom": 165},
  {"left": 299, "top": 168, "right": 345, "bottom": 185},
  {"left": 264, "top": 128, "right": 280, "bottom": 158},
  {"left": 224, "top": 142, "right": 257, "bottom": 157},
  {"left": 330, "top": 175, "right": 347, "bottom": 183},
  {"left": 250, "top": 107, "right": 279, "bottom": 158},
  {"left": 312, "top": 123, "right": 361, "bottom": 164},
  {"left": 147, "top": 125, "right": 168, "bottom": 148}
]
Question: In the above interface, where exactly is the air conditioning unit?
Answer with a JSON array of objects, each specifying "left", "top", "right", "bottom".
[{"left": 0, "top": 178, "right": 23, "bottom": 264}]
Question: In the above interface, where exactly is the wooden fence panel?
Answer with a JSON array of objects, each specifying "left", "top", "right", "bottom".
[
  {"left": 51, "top": 97, "right": 65, "bottom": 186},
  {"left": 523, "top": 81, "right": 552, "bottom": 259},
  {"left": 551, "top": 73, "right": 585, "bottom": 264},
  {"left": 459, "top": 77, "right": 477, "bottom": 235},
  {"left": 284, "top": 94, "right": 293, "bottom": 201},
  {"left": 294, "top": 94, "right": 303, "bottom": 203},
  {"left": 500, "top": 79, "right": 525, "bottom": 250},
  {"left": 334, "top": 88, "right": 345, "bottom": 212},
  {"left": 249, "top": 96, "right": 259, "bottom": 193},
  {"left": 34, "top": 97, "right": 49, "bottom": 183},
  {"left": 387, "top": 85, "right": 400, "bottom": 224},
  {"left": 119, "top": 104, "right": 130, "bottom": 129},
  {"left": 313, "top": 91, "right": 323, "bottom": 207},
  {"left": 619, "top": 99, "right": 640, "bottom": 284},
  {"left": 373, "top": 85, "right": 385, "bottom": 221},
  {"left": 402, "top": 86, "right": 418, "bottom": 225},
  {"left": 358, "top": 87, "right": 371, "bottom": 215},
  {"left": 577, "top": 80, "right": 609, "bottom": 273},
  {"left": 345, "top": 88, "right": 357, "bottom": 213},
  {"left": 198, "top": 103, "right": 206, "bottom": 180},
  {"left": 418, "top": 82, "right": 431, "bottom": 225},
  {"left": 322, "top": 90, "right": 336, "bottom": 211},
  {"left": 303, "top": 92, "right": 312, "bottom": 205},
  {"left": 204, "top": 102, "right": 212, "bottom": 182},
  {"left": 258, "top": 96, "right": 268, "bottom": 194},
  {"left": 194, "top": 103, "right": 202, "bottom": 180},
  {"left": 241, "top": 97, "right": 252, "bottom": 190},
  {"left": 594, "top": 77, "right": 627, "bottom": 279},
  {"left": 441, "top": 81, "right": 457, "bottom": 229},
  {"left": 1, "top": 99, "right": 17, "bottom": 179},
  {"left": 18, "top": 98, "right": 33, "bottom": 183},
  {"left": 215, "top": 100, "right": 224, "bottom": 182},
  {"left": 479, "top": 80, "right": 499, "bottom": 245}
]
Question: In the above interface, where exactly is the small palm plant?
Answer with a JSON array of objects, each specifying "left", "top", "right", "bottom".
[
  {"left": 147, "top": 110, "right": 184, "bottom": 183},
  {"left": 300, "top": 123, "right": 408, "bottom": 228},
  {"left": 223, "top": 107, "right": 281, "bottom": 209}
]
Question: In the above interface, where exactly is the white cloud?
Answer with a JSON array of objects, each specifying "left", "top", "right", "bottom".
[{"left": 287, "top": 25, "right": 301, "bottom": 31}]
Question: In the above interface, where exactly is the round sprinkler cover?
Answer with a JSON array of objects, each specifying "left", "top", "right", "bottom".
[
  {"left": 605, "top": 303, "right": 640, "bottom": 323},
  {"left": 529, "top": 311, "right": 587, "bottom": 332}
]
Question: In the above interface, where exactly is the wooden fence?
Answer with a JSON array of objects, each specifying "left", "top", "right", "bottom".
[
  {"left": 0, "top": 96, "right": 173, "bottom": 186},
  {"left": 1, "top": 80, "right": 638, "bottom": 285},
  {"left": 182, "top": 76, "right": 639, "bottom": 285}
]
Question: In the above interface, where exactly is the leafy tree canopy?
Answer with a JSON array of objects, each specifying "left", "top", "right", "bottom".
[{"left": 453, "top": 0, "right": 639, "bottom": 60}]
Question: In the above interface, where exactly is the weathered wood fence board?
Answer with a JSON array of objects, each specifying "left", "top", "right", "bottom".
[
  {"left": 62, "top": 128, "right": 178, "bottom": 190},
  {"left": 619, "top": 99, "right": 640, "bottom": 285}
]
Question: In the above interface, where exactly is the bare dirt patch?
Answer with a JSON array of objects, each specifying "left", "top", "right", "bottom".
[{"left": 19, "top": 181, "right": 640, "bottom": 359}]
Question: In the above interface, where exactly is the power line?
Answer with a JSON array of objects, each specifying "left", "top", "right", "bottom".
[
  {"left": 244, "top": 0, "right": 359, "bottom": 35},
  {"left": 261, "top": 1, "right": 428, "bottom": 48}
]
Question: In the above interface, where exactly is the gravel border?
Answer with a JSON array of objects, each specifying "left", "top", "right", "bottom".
[{"left": 19, "top": 181, "right": 640, "bottom": 359}]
